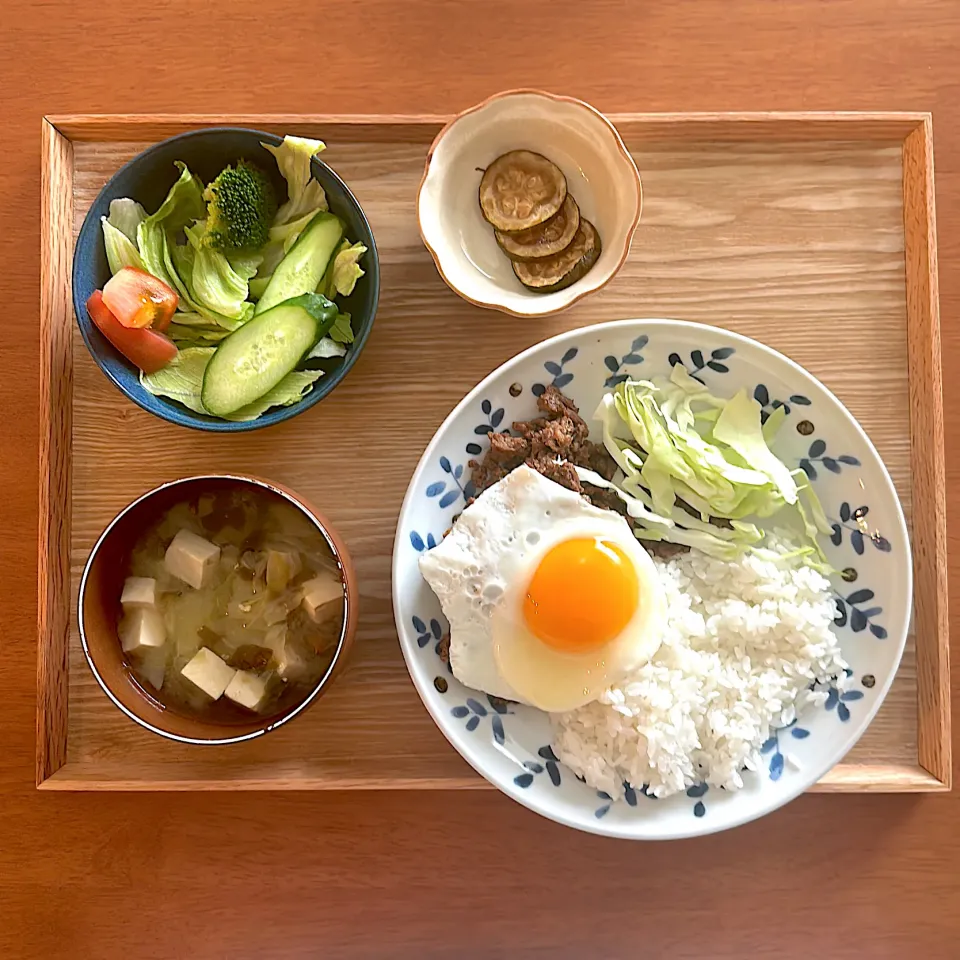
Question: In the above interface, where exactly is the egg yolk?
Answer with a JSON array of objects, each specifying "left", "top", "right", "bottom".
[{"left": 522, "top": 537, "right": 639, "bottom": 653}]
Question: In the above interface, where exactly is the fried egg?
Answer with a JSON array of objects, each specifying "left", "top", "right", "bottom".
[{"left": 418, "top": 465, "right": 666, "bottom": 711}]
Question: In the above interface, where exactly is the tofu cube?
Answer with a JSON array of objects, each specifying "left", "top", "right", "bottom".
[
  {"left": 164, "top": 530, "right": 221, "bottom": 590},
  {"left": 121, "top": 576, "right": 157, "bottom": 608},
  {"left": 301, "top": 573, "right": 343, "bottom": 625},
  {"left": 224, "top": 670, "right": 268, "bottom": 711},
  {"left": 119, "top": 607, "right": 166, "bottom": 652},
  {"left": 138, "top": 646, "right": 167, "bottom": 691},
  {"left": 180, "top": 648, "right": 236, "bottom": 700}
]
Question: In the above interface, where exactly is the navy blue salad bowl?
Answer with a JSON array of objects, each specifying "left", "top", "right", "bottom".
[{"left": 72, "top": 127, "right": 380, "bottom": 432}]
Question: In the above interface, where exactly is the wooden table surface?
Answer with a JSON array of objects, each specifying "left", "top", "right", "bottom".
[{"left": 3, "top": 1, "right": 959, "bottom": 956}]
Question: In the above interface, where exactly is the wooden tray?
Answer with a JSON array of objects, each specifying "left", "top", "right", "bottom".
[{"left": 38, "top": 112, "right": 949, "bottom": 791}]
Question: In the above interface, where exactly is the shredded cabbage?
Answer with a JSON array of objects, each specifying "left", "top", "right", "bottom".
[{"left": 595, "top": 367, "right": 832, "bottom": 564}]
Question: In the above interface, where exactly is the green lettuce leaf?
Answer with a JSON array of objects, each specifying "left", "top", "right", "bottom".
[
  {"left": 327, "top": 241, "right": 366, "bottom": 297},
  {"left": 108, "top": 198, "right": 147, "bottom": 243},
  {"left": 180, "top": 222, "right": 260, "bottom": 322},
  {"left": 271, "top": 210, "right": 316, "bottom": 252},
  {"left": 139, "top": 347, "right": 212, "bottom": 414},
  {"left": 130, "top": 164, "right": 260, "bottom": 332},
  {"left": 101, "top": 218, "right": 144, "bottom": 274},
  {"left": 305, "top": 336, "right": 346, "bottom": 360},
  {"left": 165, "top": 322, "right": 231, "bottom": 344},
  {"left": 167, "top": 310, "right": 212, "bottom": 327},
  {"left": 190, "top": 249, "right": 252, "bottom": 320},
  {"left": 248, "top": 276, "right": 270, "bottom": 301},
  {"left": 101, "top": 198, "right": 148, "bottom": 274},
  {"left": 262, "top": 136, "right": 328, "bottom": 225},
  {"left": 227, "top": 369, "right": 323, "bottom": 421},
  {"left": 137, "top": 163, "right": 207, "bottom": 310},
  {"left": 329, "top": 311, "right": 354, "bottom": 344},
  {"left": 140, "top": 346, "right": 322, "bottom": 421}
]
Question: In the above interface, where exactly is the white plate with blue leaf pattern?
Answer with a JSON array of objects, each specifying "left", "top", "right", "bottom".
[{"left": 392, "top": 320, "right": 911, "bottom": 839}]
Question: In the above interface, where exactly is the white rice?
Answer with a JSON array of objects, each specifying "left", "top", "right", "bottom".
[{"left": 550, "top": 536, "right": 848, "bottom": 799}]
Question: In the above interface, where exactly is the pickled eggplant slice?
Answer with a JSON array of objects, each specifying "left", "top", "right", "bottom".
[
  {"left": 479, "top": 151, "right": 567, "bottom": 232},
  {"left": 495, "top": 195, "right": 581, "bottom": 261},
  {"left": 512, "top": 219, "right": 602, "bottom": 293}
]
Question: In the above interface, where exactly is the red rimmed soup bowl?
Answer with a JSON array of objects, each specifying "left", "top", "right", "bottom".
[{"left": 79, "top": 475, "right": 358, "bottom": 744}]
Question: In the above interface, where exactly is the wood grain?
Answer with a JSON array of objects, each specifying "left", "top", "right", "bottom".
[
  {"left": 36, "top": 120, "right": 73, "bottom": 785},
  {"left": 5, "top": 2, "right": 960, "bottom": 956},
  {"left": 902, "top": 117, "right": 952, "bottom": 787},
  {"left": 48, "top": 111, "right": 927, "bottom": 143},
  {"left": 40, "top": 118, "right": 945, "bottom": 791}
]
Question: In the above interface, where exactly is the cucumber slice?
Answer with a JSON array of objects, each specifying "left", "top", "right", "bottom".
[
  {"left": 255, "top": 212, "right": 344, "bottom": 315},
  {"left": 201, "top": 294, "right": 337, "bottom": 416}
]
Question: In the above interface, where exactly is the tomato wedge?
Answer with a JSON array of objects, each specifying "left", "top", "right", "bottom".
[
  {"left": 86, "top": 290, "right": 178, "bottom": 374},
  {"left": 102, "top": 266, "right": 178, "bottom": 331}
]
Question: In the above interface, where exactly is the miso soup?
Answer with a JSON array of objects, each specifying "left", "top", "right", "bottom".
[{"left": 117, "top": 486, "right": 345, "bottom": 723}]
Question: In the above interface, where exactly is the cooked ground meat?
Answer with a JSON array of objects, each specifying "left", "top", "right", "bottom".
[
  {"left": 467, "top": 384, "right": 687, "bottom": 559},
  {"left": 469, "top": 386, "right": 615, "bottom": 496},
  {"left": 642, "top": 539, "right": 691, "bottom": 560},
  {"left": 469, "top": 458, "right": 509, "bottom": 493},
  {"left": 488, "top": 432, "right": 530, "bottom": 462},
  {"left": 537, "top": 384, "right": 582, "bottom": 422},
  {"left": 578, "top": 440, "right": 618, "bottom": 481},
  {"left": 526, "top": 456, "right": 581, "bottom": 492},
  {"left": 581, "top": 483, "right": 627, "bottom": 517},
  {"left": 529, "top": 416, "right": 578, "bottom": 456},
  {"left": 437, "top": 633, "right": 450, "bottom": 663}
]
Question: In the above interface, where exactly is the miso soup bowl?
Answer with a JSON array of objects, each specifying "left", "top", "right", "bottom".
[{"left": 78, "top": 475, "right": 359, "bottom": 745}]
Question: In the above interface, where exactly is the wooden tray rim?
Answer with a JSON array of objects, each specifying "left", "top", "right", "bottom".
[{"left": 38, "top": 111, "right": 950, "bottom": 792}]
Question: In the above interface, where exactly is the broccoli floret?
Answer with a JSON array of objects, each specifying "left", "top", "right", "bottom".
[{"left": 202, "top": 161, "right": 276, "bottom": 251}]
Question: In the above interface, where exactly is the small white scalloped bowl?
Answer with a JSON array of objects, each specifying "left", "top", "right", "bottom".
[{"left": 418, "top": 90, "right": 642, "bottom": 318}]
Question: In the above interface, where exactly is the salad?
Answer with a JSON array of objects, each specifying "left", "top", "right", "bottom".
[{"left": 87, "top": 136, "right": 367, "bottom": 422}]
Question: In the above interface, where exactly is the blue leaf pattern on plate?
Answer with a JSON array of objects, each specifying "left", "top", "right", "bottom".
[
  {"left": 830, "top": 503, "right": 892, "bottom": 554},
  {"left": 423, "top": 455, "right": 476, "bottom": 513},
  {"left": 834, "top": 589, "right": 886, "bottom": 638},
  {"left": 754, "top": 383, "right": 811, "bottom": 424},
  {"left": 603, "top": 334, "right": 649, "bottom": 387},
  {"left": 668, "top": 346, "right": 735, "bottom": 381},
  {"left": 798, "top": 439, "right": 860, "bottom": 480},
  {"left": 532, "top": 347, "right": 578, "bottom": 396}
]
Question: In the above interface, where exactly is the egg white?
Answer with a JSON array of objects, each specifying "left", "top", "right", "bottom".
[{"left": 418, "top": 464, "right": 666, "bottom": 709}]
